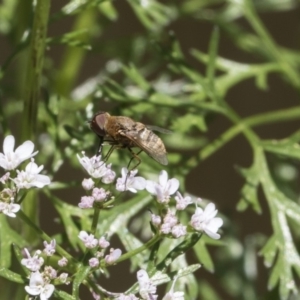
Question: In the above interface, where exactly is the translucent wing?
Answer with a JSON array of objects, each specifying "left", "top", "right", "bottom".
[
  {"left": 146, "top": 125, "right": 172, "bottom": 134},
  {"left": 120, "top": 126, "right": 168, "bottom": 165}
]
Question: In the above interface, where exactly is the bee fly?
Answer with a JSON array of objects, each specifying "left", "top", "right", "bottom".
[{"left": 89, "top": 111, "right": 169, "bottom": 170}]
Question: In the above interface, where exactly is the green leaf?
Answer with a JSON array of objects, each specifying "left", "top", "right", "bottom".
[
  {"left": 259, "top": 235, "right": 277, "bottom": 268},
  {"left": 54, "top": 290, "right": 76, "bottom": 300},
  {"left": 117, "top": 227, "right": 147, "bottom": 271},
  {"left": 206, "top": 26, "right": 220, "bottom": 95},
  {"left": 98, "top": 1, "right": 118, "bottom": 20},
  {"left": 127, "top": 0, "right": 176, "bottom": 32},
  {"left": 72, "top": 264, "right": 91, "bottom": 297},
  {"left": 171, "top": 113, "right": 207, "bottom": 133},
  {"left": 236, "top": 162, "right": 261, "bottom": 213},
  {"left": 261, "top": 139, "right": 300, "bottom": 160},
  {"left": 193, "top": 238, "right": 214, "bottom": 272},
  {"left": 149, "top": 93, "right": 195, "bottom": 107},
  {"left": 258, "top": 150, "right": 300, "bottom": 299},
  {"left": 47, "top": 29, "right": 92, "bottom": 50},
  {"left": 122, "top": 63, "right": 151, "bottom": 91},
  {"left": 12, "top": 244, "right": 30, "bottom": 276},
  {"left": 175, "top": 263, "right": 201, "bottom": 278},
  {"left": 95, "top": 194, "right": 153, "bottom": 237},
  {"left": 0, "top": 215, "right": 27, "bottom": 268},
  {"left": 198, "top": 280, "right": 222, "bottom": 300},
  {"left": 164, "top": 132, "right": 207, "bottom": 151},
  {"left": 0, "top": 267, "right": 25, "bottom": 283},
  {"left": 60, "top": 0, "right": 106, "bottom": 16},
  {"left": 52, "top": 197, "right": 92, "bottom": 250}
]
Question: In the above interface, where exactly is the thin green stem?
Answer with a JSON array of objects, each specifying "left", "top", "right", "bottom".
[
  {"left": 21, "top": 0, "right": 50, "bottom": 244},
  {"left": 18, "top": 210, "right": 75, "bottom": 264},
  {"left": 195, "top": 105, "right": 300, "bottom": 162},
  {"left": 244, "top": 0, "right": 300, "bottom": 88},
  {"left": 114, "top": 234, "right": 161, "bottom": 264},
  {"left": 91, "top": 206, "right": 101, "bottom": 234},
  {"left": 21, "top": 0, "right": 50, "bottom": 140}
]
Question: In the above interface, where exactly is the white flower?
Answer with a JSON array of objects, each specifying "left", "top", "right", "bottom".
[
  {"left": 21, "top": 249, "right": 44, "bottom": 272},
  {"left": 59, "top": 273, "right": 69, "bottom": 284},
  {"left": 0, "top": 172, "right": 10, "bottom": 183},
  {"left": 190, "top": 203, "right": 223, "bottom": 239},
  {"left": 146, "top": 170, "right": 179, "bottom": 204},
  {"left": 116, "top": 168, "right": 146, "bottom": 193},
  {"left": 105, "top": 248, "right": 122, "bottom": 264},
  {"left": 25, "top": 271, "right": 54, "bottom": 300},
  {"left": 92, "top": 188, "right": 107, "bottom": 202},
  {"left": 78, "top": 196, "right": 95, "bottom": 209},
  {"left": 44, "top": 266, "right": 57, "bottom": 279},
  {"left": 102, "top": 164, "right": 116, "bottom": 183},
  {"left": 43, "top": 239, "right": 56, "bottom": 256},
  {"left": 89, "top": 257, "right": 99, "bottom": 267},
  {"left": 171, "top": 224, "right": 187, "bottom": 238},
  {"left": 137, "top": 269, "right": 158, "bottom": 300},
  {"left": 77, "top": 152, "right": 110, "bottom": 180},
  {"left": 162, "top": 277, "right": 184, "bottom": 300},
  {"left": 174, "top": 192, "right": 193, "bottom": 210},
  {"left": 151, "top": 213, "right": 161, "bottom": 226},
  {"left": 82, "top": 178, "right": 95, "bottom": 190},
  {"left": 78, "top": 231, "right": 98, "bottom": 248},
  {"left": 58, "top": 257, "right": 68, "bottom": 267},
  {"left": 13, "top": 160, "right": 51, "bottom": 190},
  {"left": 0, "top": 202, "right": 20, "bottom": 218},
  {"left": 0, "top": 135, "right": 38, "bottom": 171},
  {"left": 99, "top": 236, "right": 110, "bottom": 248}
]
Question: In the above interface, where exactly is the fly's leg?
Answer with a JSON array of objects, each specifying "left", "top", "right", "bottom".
[
  {"left": 96, "top": 138, "right": 119, "bottom": 169},
  {"left": 127, "top": 148, "right": 142, "bottom": 171},
  {"left": 96, "top": 136, "right": 104, "bottom": 156},
  {"left": 103, "top": 145, "right": 117, "bottom": 163}
]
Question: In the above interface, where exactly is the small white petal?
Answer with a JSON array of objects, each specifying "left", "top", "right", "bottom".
[
  {"left": 166, "top": 178, "right": 179, "bottom": 195},
  {"left": 158, "top": 170, "right": 168, "bottom": 186},
  {"left": 145, "top": 181, "right": 157, "bottom": 194},
  {"left": 3, "top": 135, "right": 15, "bottom": 154},
  {"left": 40, "top": 284, "right": 55, "bottom": 300},
  {"left": 132, "top": 177, "right": 146, "bottom": 190},
  {"left": 25, "top": 285, "right": 41, "bottom": 296},
  {"left": 15, "top": 141, "right": 36, "bottom": 161}
]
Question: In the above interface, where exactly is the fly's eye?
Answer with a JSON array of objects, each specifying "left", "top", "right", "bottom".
[{"left": 90, "top": 112, "right": 107, "bottom": 137}]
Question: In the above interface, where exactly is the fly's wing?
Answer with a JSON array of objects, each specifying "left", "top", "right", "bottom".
[
  {"left": 146, "top": 125, "right": 172, "bottom": 134},
  {"left": 121, "top": 123, "right": 168, "bottom": 165}
]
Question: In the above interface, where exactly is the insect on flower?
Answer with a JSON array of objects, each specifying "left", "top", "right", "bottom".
[{"left": 89, "top": 111, "right": 170, "bottom": 169}]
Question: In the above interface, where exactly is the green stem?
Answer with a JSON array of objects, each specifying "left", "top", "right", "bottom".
[
  {"left": 21, "top": 0, "right": 50, "bottom": 140},
  {"left": 196, "top": 105, "right": 300, "bottom": 162},
  {"left": 91, "top": 206, "right": 101, "bottom": 234},
  {"left": 18, "top": 210, "right": 75, "bottom": 264},
  {"left": 156, "top": 233, "right": 202, "bottom": 272},
  {"left": 21, "top": 0, "right": 50, "bottom": 244},
  {"left": 114, "top": 234, "right": 161, "bottom": 264},
  {"left": 244, "top": 0, "right": 300, "bottom": 88},
  {"left": 55, "top": 8, "right": 97, "bottom": 96}
]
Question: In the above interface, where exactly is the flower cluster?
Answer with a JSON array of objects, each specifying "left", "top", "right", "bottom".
[
  {"left": 115, "top": 270, "right": 184, "bottom": 300},
  {"left": 0, "top": 135, "right": 51, "bottom": 218},
  {"left": 77, "top": 153, "right": 117, "bottom": 208},
  {"left": 77, "top": 152, "right": 223, "bottom": 240},
  {"left": 145, "top": 170, "right": 223, "bottom": 240},
  {"left": 22, "top": 239, "right": 69, "bottom": 300},
  {"left": 76, "top": 153, "right": 224, "bottom": 299},
  {"left": 78, "top": 231, "right": 122, "bottom": 266},
  {"left": 77, "top": 152, "right": 116, "bottom": 183}
]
